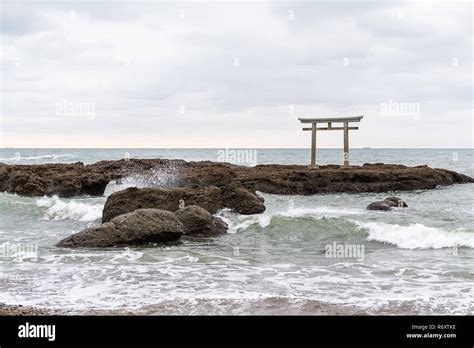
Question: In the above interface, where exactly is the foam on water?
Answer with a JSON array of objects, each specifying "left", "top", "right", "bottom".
[
  {"left": 216, "top": 209, "right": 272, "bottom": 233},
  {"left": 0, "top": 249, "right": 472, "bottom": 314},
  {"left": 355, "top": 221, "right": 474, "bottom": 249},
  {"left": 217, "top": 205, "right": 363, "bottom": 234},
  {"left": 36, "top": 196, "right": 103, "bottom": 222},
  {"left": 280, "top": 206, "right": 364, "bottom": 218}
]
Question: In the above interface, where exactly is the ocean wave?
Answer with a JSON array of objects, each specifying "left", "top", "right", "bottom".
[
  {"left": 36, "top": 196, "right": 103, "bottom": 222},
  {"left": 0, "top": 154, "right": 73, "bottom": 162},
  {"left": 217, "top": 206, "right": 363, "bottom": 234},
  {"left": 355, "top": 221, "right": 474, "bottom": 249},
  {"left": 217, "top": 210, "right": 271, "bottom": 233}
]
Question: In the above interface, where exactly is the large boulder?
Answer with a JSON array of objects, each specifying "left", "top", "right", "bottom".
[
  {"left": 175, "top": 205, "right": 228, "bottom": 237},
  {"left": 366, "top": 201, "right": 392, "bottom": 211},
  {"left": 102, "top": 186, "right": 224, "bottom": 222},
  {"left": 102, "top": 185, "right": 266, "bottom": 222},
  {"left": 57, "top": 209, "right": 184, "bottom": 248},
  {"left": 222, "top": 182, "right": 266, "bottom": 215}
]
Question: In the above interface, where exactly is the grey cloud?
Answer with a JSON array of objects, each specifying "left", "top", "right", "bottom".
[{"left": 1, "top": 1, "right": 472, "bottom": 147}]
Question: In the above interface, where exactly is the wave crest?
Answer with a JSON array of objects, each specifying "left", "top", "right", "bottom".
[
  {"left": 356, "top": 221, "right": 474, "bottom": 249},
  {"left": 36, "top": 196, "right": 103, "bottom": 222}
]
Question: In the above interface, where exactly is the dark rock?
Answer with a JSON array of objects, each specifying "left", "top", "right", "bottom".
[
  {"left": 102, "top": 186, "right": 224, "bottom": 222},
  {"left": 56, "top": 209, "right": 184, "bottom": 248},
  {"left": 102, "top": 184, "right": 266, "bottom": 222},
  {"left": 384, "top": 196, "right": 408, "bottom": 207},
  {"left": 1, "top": 159, "right": 473, "bottom": 198},
  {"left": 0, "top": 163, "right": 111, "bottom": 197},
  {"left": 367, "top": 201, "right": 392, "bottom": 211},
  {"left": 222, "top": 182, "right": 266, "bottom": 215},
  {"left": 175, "top": 205, "right": 228, "bottom": 237}
]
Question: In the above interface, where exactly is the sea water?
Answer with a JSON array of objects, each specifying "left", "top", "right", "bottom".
[{"left": 0, "top": 148, "right": 472, "bottom": 314}]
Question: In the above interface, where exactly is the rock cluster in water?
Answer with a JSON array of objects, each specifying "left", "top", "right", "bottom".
[
  {"left": 56, "top": 205, "right": 229, "bottom": 248},
  {"left": 57, "top": 209, "right": 186, "bottom": 248}
]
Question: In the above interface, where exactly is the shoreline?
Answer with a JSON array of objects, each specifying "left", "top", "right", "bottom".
[{"left": 0, "top": 299, "right": 428, "bottom": 316}]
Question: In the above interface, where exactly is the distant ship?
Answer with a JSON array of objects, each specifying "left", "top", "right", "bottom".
[{"left": 362, "top": 147, "right": 371, "bottom": 149}]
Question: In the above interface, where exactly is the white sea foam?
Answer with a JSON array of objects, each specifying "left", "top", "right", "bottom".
[
  {"left": 216, "top": 209, "right": 271, "bottom": 233},
  {"left": 105, "top": 166, "right": 181, "bottom": 195},
  {"left": 1, "top": 258, "right": 472, "bottom": 314},
  {"left": 217, "top": 206, "right": 363, "bottom": 234},
  {"left": 280, "top": 207, "right": 363, "bottom": 218},
  {"left": 36, "top": 196, "right": 103, "bottom": 222},
  {"left": 355, "top": 221, "right": 474, "bottom": 249}
]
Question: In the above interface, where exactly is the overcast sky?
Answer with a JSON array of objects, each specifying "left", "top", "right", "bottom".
[{"left": 0, "top": 1, "right": 472, "bottom": 148}]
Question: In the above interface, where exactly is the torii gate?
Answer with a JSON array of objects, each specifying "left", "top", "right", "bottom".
[{"left": 298, "top": 116, "right": 363, "bottom": 168}]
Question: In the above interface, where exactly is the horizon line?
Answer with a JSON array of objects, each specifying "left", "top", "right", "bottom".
[{"left": 1, "top": 147, "right": 473, "bottom": 150}]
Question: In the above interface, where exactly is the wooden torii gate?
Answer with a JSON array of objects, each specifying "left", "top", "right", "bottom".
[{"left": 298, "top": 116, "right": 363, "bottom": 168}]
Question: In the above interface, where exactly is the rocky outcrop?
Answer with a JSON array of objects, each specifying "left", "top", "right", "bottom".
[
  {"left": 175, "top": 205, "right": 228, "bottom": 237},
  {"left": 102, "top": 185, "right": 265, "bottom": 222},
  {"left": 1, "top": 159, "right": 473, "bottom": 198},
  {"left": 56, "top": 209, "right": 185, "bottom": 248},
  {"left": 0, "top": 162, "right": 111, "bottom": 197}
]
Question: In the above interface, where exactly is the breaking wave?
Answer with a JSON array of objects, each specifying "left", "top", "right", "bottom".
[
  {"left": 217, "top": 206, "right": 363, "bottom": 234},
  {"left": 355, "top": 221, "right": 474, "bottom": 249},
  {"left": 36, "top": 196, "right": 103, "bottom": 222},
  {"left": 105, "top": 163, "right": 183, "bottom": 195}
]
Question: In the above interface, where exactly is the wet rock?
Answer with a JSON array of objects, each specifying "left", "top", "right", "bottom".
[
  {"left": 222, "top": 182, "right": 266, "bottom": 215},
  {"left": 56, "top": 209, "right": 184, "bottom": 248},
  {"left": 175, "top": 205, "right": 228, "bottom": 237},
  {"left": 102, "top": 184, "right": 266, "bottom": 222},
  {"left": 102, "top": 186, "right": 225, "bottom": 222},
  {"left": 1, "top": 159, "right": 473, "bottom": 198},
  {"left": 384, "top": 196, "right": 408, "bottom": 207},
  {"left": 366, "top": 201, "right": 392, "bottom": 211},
  {"left": 0, "top": 163, "right": 111, "bottom": 197}
]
